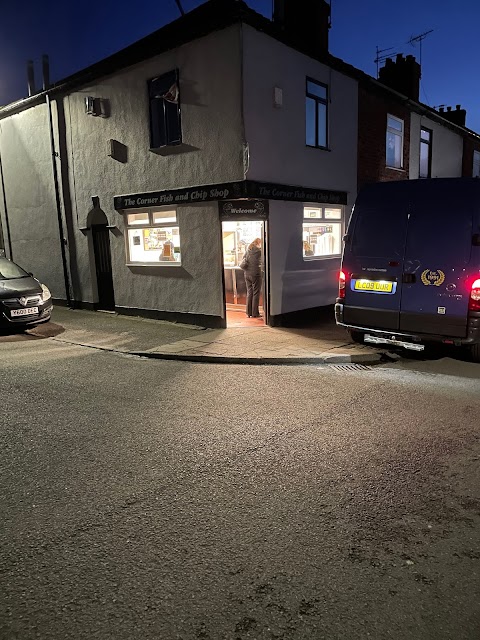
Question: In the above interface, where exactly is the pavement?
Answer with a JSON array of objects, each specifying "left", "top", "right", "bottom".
[{"left": 14, "top": 306, "right": 389, "bottom": 365}]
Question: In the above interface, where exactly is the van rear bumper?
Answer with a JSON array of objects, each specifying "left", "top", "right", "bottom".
[{"left": 335, "top": 302, "right": 480, "bottom": 346}]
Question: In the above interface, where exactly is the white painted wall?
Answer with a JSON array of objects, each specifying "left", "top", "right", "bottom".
[
  {"left": 409, "top": 113, "right": 463, "bottom": 179},
  {"left": 242, "top": 25, "right": 355, "bottom": 313},
  {"left": 268, "top": 201, "right": 340, "bottom": 316},
  {"left": 0, "top": 108, "right": 67, "bottom": 299},
  {"left": 60, "top": 25, "right": 244, "bottom": 317},
  {"left": 242, "top": 24, "right": 358, "bottom": 196}
]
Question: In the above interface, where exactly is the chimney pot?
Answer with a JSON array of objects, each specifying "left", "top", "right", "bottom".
[
  {"left": 447, "top": 106, "right": 452, "bottom": 112},
  {"left": 456, "top": 104, "right": 461, "bottom": 110},
  {"left": 396, "top": 53, "right": 403, "bottom": 63},
  {"left": 27, "top": 60, "right": 35, "bottom": 97},
  {"left": 439, "top": 106, "right": 444, "bottom": 112},
  {"left": 42, "top": 54, "right": 50, "bottom": 91}
]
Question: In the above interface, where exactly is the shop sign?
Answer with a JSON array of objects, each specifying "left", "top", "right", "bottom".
[
  {"left": 114, "top": 182, "right": 245, "bottom": 210},
  {"left": 114, "top": 181, "right": 347, "bottom": 210},
  {"left": 245, "top": 180, "right": 348, "bottom": 205},
  {"left": 219, "top": 200, "right": 269, "bottom": 219}
]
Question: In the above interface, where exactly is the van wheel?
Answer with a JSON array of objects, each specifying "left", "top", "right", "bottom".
[
  {"left": 349, "top": 330, "right": 365, "bottom": 344},
  {"left": 469, "top": 343, "right": 480, "bottom": 363}
]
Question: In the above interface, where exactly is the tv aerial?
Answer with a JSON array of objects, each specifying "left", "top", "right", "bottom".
[
  {"left": 174, "top": 0, "right": 185, "bottom": 16},
  {"left": 407, "top": 29, "right": 434, "bottom": 68}
]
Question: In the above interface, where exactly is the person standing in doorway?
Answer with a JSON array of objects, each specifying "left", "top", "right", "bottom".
[{"left": 240, "top": 237, "right": 262, "bottom": 318}]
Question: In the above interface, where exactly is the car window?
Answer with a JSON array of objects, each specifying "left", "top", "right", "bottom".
[{"left": 0, "top": 258, "right": 29, "bottom": 280}]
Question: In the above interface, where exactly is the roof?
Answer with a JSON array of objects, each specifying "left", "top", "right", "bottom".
[{"left": 1, "top": 0, "right": 479, "bottom": 141}]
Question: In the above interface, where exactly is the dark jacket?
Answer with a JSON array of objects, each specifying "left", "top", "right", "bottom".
[{"left": 241, "top": 246, "right": 262, "bottom": 277}]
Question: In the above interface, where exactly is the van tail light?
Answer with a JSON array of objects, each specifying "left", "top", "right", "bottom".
[
  {"left": 469, "top": 278, "right": 480, "bottom": 312},
  {"left": 339, "top": 270, "right": 346, "bottom": 299}
]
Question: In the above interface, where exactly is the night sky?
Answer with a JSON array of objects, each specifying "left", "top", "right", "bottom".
[{"left": 1, "top": 0, "right": 479, "bottom": 131}]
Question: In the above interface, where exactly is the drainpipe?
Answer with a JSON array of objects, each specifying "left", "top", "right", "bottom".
[
  {"left": 46, "top": 93, "right": 73, "bottom": 307},
  {"left": 0, "top": 142, "right": 13, "bottom": 259}
]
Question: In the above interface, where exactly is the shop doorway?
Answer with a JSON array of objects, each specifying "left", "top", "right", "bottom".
[
  {"left": 92, "top": 224, "right": 115, "bottom": 311},
  {"left": 222, "top": 220, "right": 266, "bottom": 327}
]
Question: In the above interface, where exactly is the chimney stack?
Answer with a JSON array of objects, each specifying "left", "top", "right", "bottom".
[
  {"left": 378, "top": 53, "right": 421, "bottom": 101},
  {"left": 438, "top": 104, "right": 466, "bottom": 127},
  {"left": 274, "top": 0, "right": 331, "bottom": 58}
]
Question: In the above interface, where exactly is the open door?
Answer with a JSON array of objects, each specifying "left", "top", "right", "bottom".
[{"left": 222, "top": 219, "right": 267, "bottom": 327}]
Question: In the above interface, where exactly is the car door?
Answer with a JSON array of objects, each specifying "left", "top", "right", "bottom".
[
  {"left": 399, "top": 180, "right": 474, "bottom": 338},
  {"left": 343, "top": 184, "right": 409, "bottom": 331}
]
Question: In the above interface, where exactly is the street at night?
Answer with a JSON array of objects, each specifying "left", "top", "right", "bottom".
[{"left": 1, "top": 336, "right": 479, "bottom": 639}]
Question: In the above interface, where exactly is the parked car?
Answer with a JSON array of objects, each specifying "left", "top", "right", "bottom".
[
  {"left": 0, "top": 257, "right": 53, "bottom": 329},
  {"left": 336, "top": 178, "right": 480, "bottom": 362}
]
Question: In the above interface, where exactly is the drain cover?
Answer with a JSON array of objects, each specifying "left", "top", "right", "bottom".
[{"left": 328, "top": 363, "right": 373, "bottom": 372}]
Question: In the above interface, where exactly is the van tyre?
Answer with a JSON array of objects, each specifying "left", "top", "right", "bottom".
[
  {"left": 469, "top": 343, "right": 480, "bottom": 363},
  {"left": 349, "top": 330, "right": 365, "bottom": 344}
]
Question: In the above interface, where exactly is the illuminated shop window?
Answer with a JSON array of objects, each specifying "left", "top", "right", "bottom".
[
  {"left": 303, "top": 206, "right": 342, "bottom": 259},
  {"left": 125, "top": 209, "right": 181, "bottom": 265}
]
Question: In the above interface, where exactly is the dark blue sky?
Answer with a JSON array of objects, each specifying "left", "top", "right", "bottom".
[{"left": 1, "top": 0, "right": 479, "bottom": 131}]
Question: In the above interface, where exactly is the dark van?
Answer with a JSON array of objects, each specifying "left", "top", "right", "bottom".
[{"left": 335, "top": 178, "right": 480, "bottom": 361}]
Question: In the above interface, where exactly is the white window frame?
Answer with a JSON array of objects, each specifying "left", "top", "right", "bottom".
[
  {"left": 386, "top": 114, "right": 404, "bottom": 169},
  {"left": 419, "top": 127, "right": 433, "bottom": 178},
  {"left": 124, "top": 208, "right": 181, "bottom": 266},
  {"left": 302, "top": 205, "right": 343, "bottom": 260},
  {"left": 473, "top": 150, "right": 480, "bottom": 178}
]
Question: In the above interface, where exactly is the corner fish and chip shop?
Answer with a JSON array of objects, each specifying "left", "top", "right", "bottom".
[{"left": 113, "top": 180, "right": 348, "bottom": 327}]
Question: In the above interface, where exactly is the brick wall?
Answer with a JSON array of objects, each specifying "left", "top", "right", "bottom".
[{"left": 358, "top": 85, "right": 410, "bottom": 192}]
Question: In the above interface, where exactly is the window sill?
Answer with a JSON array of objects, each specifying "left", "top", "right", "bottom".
[
  {"left": 306, "top": 144, "right": 331, "bottom": 152},
  {"left": 150, "top": 142, "right": 198, "bottom": 156},
  {"left": 385, "top": 166, "right": 406, "bottom": 172},
  {"left": 303, "top": 255, "right": 341, "bottom": 261},
  {"left": 126, "top": 262, "right": 183, "bottom": 267}
]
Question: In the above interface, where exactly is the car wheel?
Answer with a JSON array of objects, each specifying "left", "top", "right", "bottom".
[
  {"left": 468, "top": 343, "right": 480, "bottom": 363},
  {"left": 349, "top": 330, "right": 364, "bottom": 344}
]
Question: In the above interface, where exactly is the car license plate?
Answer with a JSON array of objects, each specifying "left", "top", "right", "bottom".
[
  {"left": 11, "top": 307, "right": 39, "bottom": 317},
  {"left": 353, "top": 279, "right": 394, "bottom": 294}
]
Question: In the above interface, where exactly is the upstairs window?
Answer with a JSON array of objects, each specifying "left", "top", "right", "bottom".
[
  {"left": 148, "top": 70, "right": 181, "bottom": 149},
  {"left": 419, "top": 127, "right": 432, "bottom": 178},
  {"left": 473, "top": 150, "right": 480, "bottom": 178},
  {"left": 306, "top": 78, "right": 328, "bottom": 149},
  {"left": 386, "top": 115, "right": 404, "bottom": 169}
]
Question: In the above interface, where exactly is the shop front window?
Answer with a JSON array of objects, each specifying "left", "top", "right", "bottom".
[
  {"left": 303, "top": 206, "right": 342, "bottom": 259},
  {"left": 125, "top": 209, "right": 181, "bottom": 265}
]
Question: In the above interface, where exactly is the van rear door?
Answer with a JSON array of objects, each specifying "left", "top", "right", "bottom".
[
  {"left": 343, "top": 184, "right": 408, "bottom": 331},
  {"left": 399, "top": 180, "right": 474, "bottom": 338}
]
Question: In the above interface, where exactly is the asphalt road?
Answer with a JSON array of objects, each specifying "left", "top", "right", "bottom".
[{"left": 0, "top": 337, "right": 479, "bottom": 639}]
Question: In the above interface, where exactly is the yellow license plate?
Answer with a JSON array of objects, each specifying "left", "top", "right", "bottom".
[{"left": 354, "top": 280, "right": 394, "bottom": 293}]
